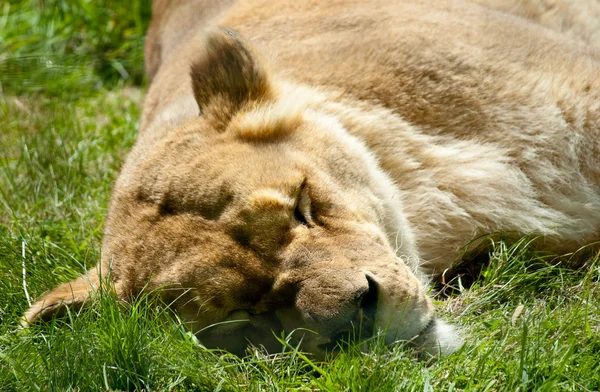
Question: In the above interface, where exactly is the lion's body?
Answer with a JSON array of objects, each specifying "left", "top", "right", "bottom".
[
  {"left": 144, "top": 0, "right": 600, "bottom": 272},
  {"left": 25, "top": 0, "right": 600, "bottom": 357}
]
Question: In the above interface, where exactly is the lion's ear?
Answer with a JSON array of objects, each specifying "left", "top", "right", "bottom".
[
  {"left": 22, "top": 268, "right": 100, "bottom": 327},
  {"left": 190, "top": 27, "right": 274, "bottom": 129}
]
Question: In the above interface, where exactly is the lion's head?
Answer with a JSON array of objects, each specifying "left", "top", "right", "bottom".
[{"left": 24, "top": 28, "right": 460, "bottom": 358}]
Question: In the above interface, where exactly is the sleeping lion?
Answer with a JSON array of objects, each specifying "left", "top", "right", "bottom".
[{"left": 24, "top": 0, "right": 600, "bottom": 357}]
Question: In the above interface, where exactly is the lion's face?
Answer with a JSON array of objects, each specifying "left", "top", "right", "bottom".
[{"left": 103, "top": 92, "right": 456, "bottom": 358}]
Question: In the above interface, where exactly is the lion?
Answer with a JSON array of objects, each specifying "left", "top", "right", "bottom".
[{"left": 23, "top": 0, "right": 600, "bottom": 358}]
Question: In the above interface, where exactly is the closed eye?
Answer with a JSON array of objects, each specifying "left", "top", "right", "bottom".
[
  {"left": 294, "top": 201, "right": 310, "bottom": 226},
  {"left": 293, "top": 183, "right": 313, "bottom": 227}
]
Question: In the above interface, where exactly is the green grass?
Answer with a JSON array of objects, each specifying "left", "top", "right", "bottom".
[
  {"left": 0, "top": 0, "right": 150, "bottom": 96},
  {"left": 1, "top": 1, "right": 599, "bottom": 391}
]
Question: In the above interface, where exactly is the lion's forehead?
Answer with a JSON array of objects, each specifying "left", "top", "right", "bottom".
[
  {"left": 130, "top": 133, "right": 382, "bottom": 225},
  {"left": 134, "top": 108, "right": 381, "bottom": 193}
]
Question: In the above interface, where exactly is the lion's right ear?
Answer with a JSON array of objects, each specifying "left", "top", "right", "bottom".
[
  {"left": 22, "top": 268, "right": 100, "bottom": 327},
  {"left": 190, "top": 27, "right": 274, "bottom": 130}
]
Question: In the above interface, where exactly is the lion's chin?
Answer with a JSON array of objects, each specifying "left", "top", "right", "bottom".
[{"left": 411, "top": 318, "right": 463, "bottom": 357}]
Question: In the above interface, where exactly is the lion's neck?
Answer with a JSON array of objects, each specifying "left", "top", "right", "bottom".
[{"left": 318, "top": 97, "right": 580, "bottom": 274}]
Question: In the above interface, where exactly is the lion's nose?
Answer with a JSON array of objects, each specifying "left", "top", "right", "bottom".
[
  {"left": 317, "top": 273, "right": 380, "bottom": 352},
  {"left": 359, "top": 273, "right": 379, "bottom": 318}
]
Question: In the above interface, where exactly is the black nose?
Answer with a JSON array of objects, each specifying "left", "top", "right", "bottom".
[
  {"left": 318, "top": 273, "right": 380, "bottom": 352},
  {"left": 360, "top": 273, "right": 379, "bottom": 318}
]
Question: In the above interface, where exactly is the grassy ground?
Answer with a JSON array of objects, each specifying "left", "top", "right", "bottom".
[{"left": 1, "top": 1, "right": 599, "bottom": 391}]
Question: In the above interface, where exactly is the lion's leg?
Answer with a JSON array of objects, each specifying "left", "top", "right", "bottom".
[{"left": 22, "top": 266, "right": 101, "bottom": 327}]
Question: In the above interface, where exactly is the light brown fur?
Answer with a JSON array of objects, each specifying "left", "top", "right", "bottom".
[{"left": 25, "top": 0, "right": 600, "bottom": 357}]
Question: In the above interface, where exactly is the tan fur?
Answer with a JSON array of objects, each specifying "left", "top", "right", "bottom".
[{"left": 25, "top": 0, "right": 599, "bottom": 357}]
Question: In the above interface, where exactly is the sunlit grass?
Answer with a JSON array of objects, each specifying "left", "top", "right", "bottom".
[
  {"left": 1, "top": 1, "right": 599, "bottom": 390},
  {"left": 0, "top": 0, "right": 150, "bottom": 96}
]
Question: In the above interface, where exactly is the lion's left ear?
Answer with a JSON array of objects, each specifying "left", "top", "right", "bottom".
[{"left": 190, "top": 27, "right": 274, "bottom": 129}]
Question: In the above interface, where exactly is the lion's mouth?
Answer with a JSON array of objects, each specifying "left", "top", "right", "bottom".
[
  {"left": 411, "top": 317, "right": 463, "bottom": 356},
  {"left": 198, "top": 272, "right": 396, "bottom": 356},
  {"left": 417, "top": 317, "right": 436, "bottom": 338}
]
